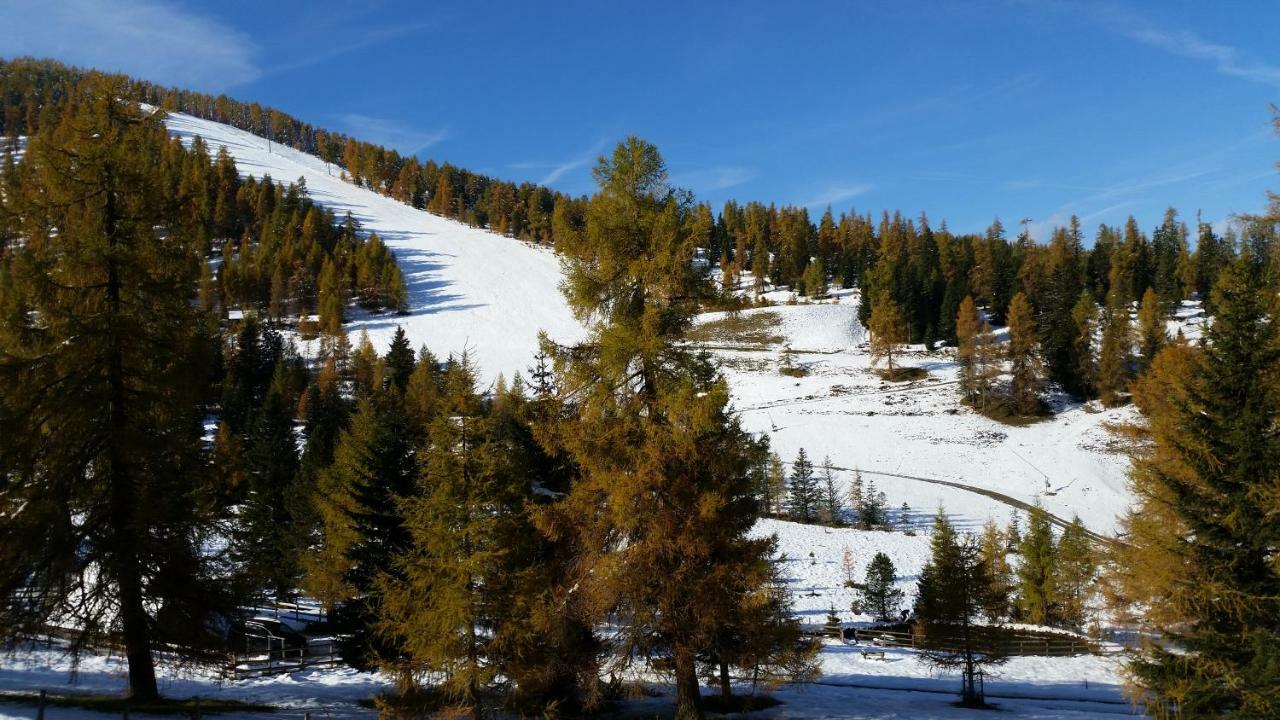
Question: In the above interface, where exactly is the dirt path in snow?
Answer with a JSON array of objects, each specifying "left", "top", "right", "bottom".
[{"left": 825, "top": 464, "right": 1116, "bottom": 547}]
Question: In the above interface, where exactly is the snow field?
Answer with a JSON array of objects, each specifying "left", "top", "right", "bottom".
[{"left": 163, "top": 112, "right": 585, "bottom": 388}]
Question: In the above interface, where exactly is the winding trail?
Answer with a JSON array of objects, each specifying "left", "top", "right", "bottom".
[{"left": 825, "top": 464, "right": 1116, "bottom": 547}]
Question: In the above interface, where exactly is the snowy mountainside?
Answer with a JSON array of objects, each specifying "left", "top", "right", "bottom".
[
  {"left": 161, "top": 108, "right": 1135, "bottom": 536},
  {"left": 163, "top": 112, "right": 585, "bottom": 386},
  {"left": 696, "top": 293, "right": 1136, "bottom": 537}
]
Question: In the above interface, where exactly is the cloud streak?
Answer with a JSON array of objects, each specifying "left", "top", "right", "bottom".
[
  {"left": 336, "top": 113, "right": 448, "bottom": 155},
  {"left": 670, "top": 166, "right": 755, "bottom": 193},
  {"left": 0, "top": 0, "right": 260, "bottom": 91},
  {"left": 799, "top": 184, "right": 873, "bottom": 210},
  {"left": 264, "top": 21, "right": 435, "bottom": 78},
  {"left": 1126, "top": 26, "right": 1280, "bottom": 87},
  {"left": 521, "top": 140, "right": 609, "bottom": 187}
]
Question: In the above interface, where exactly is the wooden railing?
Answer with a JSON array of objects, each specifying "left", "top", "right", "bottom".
[{"left": 814, "top": 625, "right": 1127, "bottom": 657}]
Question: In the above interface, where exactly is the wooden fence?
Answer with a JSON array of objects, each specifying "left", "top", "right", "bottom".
[{"left": 815, "top": 626, "right": 1126, "bottom": 657}]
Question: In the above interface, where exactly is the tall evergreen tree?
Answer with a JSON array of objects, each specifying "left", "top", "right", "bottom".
[
  {"left": 307, "top": 388, "right": 417, "bottom": 669},
  {"left": 1097, "top": 295, "right": 1133, "bottom": 406},
  {"left": 786, "top": 449, "right": 819, "bottom": 522},
  {"left": 860, "top": 552, "right": 904, "bottom": 622},
  {"left": 1006, "top": 292, "right": 1044, "bottom": 415},
  {"left": 1122, "top": 254, "right": 1280, "bottom": 717},
  {"left": 1069, "top": 292, "right": 1098, "bottom": 399},
  {"left": 1053, "top": 517, "right": 1095, "bottom": 631},
  {"left": 377, "top": 358, "right": 517, "bottom": 716},
  {"left": 818, "top": 456, "right": 842, "bottom": 524},
  {"left": 0, "top": 74, "right": 221, "bottom": 700},
  {"left": 869, "top": 297, "right": 908, "bottom": 378},
  {"left": 1135, "top": 287, "right": 1166, "bottom": 372},
  {"left": 1016, "top": 505, "right": 1057, "bottom": 625},
  {"left": 914, "top": 510, "right": 1004, "bottom": 706},
  {"left": 383, "top": 325, "right": 416, "bottom": 393},
  {"left": 231, "top": 361, "right": 305, "bottom": 601},
  {"left": 543, "top": 138, "right": 790, "bottom": 720},
  {"left": 978, "top": 521, "right": 1014, "bottom": 623}
]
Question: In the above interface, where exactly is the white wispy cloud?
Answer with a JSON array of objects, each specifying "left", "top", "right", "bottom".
[
  {"left": 799, "top": 184, "right": 873, "bottom": 209},
  {"left": 517, "top": 140, "right": 610, "bottom": 187},
  {"left": 1126, "top": 27, "right": 1280, "bottom": 86},
  {"left": 336, "top": 113, "right": 448, "bottom": 155},
  {"left": 670, "top": 166, "right": 755, "bottom": 192},
  {"left": 0, "top": 0, "right": 260, "bottom": 90},
  {"left": 264, "top": 21, "right": 435, "bottom": 78}
]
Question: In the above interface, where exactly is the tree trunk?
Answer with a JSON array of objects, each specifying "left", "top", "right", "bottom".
[
  {"left": 118, "top": 562, "right": 159, "bottom": 701},
  {"left": 673, "top": 646, "right": 703, "bottom": 720},
  {"left": 719, "top": 659, "right": 732, "bottom": 700},
  {"left": 105, "top": 181, "right": 159, "bottom": 703}
]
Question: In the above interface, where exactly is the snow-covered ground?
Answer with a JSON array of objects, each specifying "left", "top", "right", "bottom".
[
  {"left": 0, "top": 115, "right": 1148, "bottom": 718},
  {"left": 163, "top": 112, "right": 585, "bottom": 387},
  {"left": 704, "top": 292, "right": 1137, "bottom": 537},
  {"left": 0, "top": 641, "right": 1136, "bottom": 720}
]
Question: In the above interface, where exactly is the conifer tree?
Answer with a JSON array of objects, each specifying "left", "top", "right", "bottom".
[
  {"left": 869, "top": 297, "right": 908, "bottom": 378},
  {"left": 1151, "top": 208, "right": 1184, "bottom": 307},
  {"left": 915, "top": 509, "right": 960, "bottom": 624},
  {"left": 802, "top": 256, "right": 827, "bottom": 299},
  {"left": 377, "top": 358, "right": 518, "bottom": 715},
  {"left": 383, "top": 325, "right": 416, "bottom": 393},
  {"left": 307, "top": 388, "right": 417, "bottom": 669},
  {"left": 0, "top": 74, "right": 221, "bottom": 700},
  {"left": 759, "top": 452, "right": 787, "bottom": 516},
  {"left": 1038, "top": 220, "right": 1087, "bottom": 391},
  {"left": 859, "top": 477, "right": 888, "bottom": 530},
  {"left": 350, "top": 329, "right": 382, "bottom": 398},
  {"left": 1097, "top": 297, "right": 1133, "bottom": 406},
  {"left": 1016, "top": 505, "right": 1057, "bottom": 625},
  {"left": 1135, "top": 287, "right": 1165, "bottom": 372},
  {"left": 978, "top": 521, "right": 1014, "bottom": 623},
  {"left": 786, "top": 448, "right": 819, "bottom": 522},
  {"left": 860, "top": 552, "right": 903, "bottom": 622},
  {"left": 914, "top": 510, "right": 1005, "bottom": 706},
  {"left": 231, "top": 361, "right": 305, "bottom": 601},
  {"left": 956, "top": 295, "right": 997, "bottom": 408},
  {"left": 1069, "top": 292, "right": 1098, "bottom": 399},
  {"left": 818, "top": 456, "right": 842, "bottom": 524},
  {"left": 542, "top": 138, "right": 789, "bottom": 720},
  {"left": 1006, "top": 292, "right": 1044, "bottom": 415},
  {"left": 1053, "top": 517, "right": 1095, "bottom": 631},
  {"left": 1121, "top": 254, "right": 1280, "bottom": 717},
  {"left": 956, "top": 296, "right": 982, "bottom": 401}
]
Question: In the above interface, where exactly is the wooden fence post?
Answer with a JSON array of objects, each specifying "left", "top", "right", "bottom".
[{"left": 36, "top": 689, "right": 45, "bottom": 720}]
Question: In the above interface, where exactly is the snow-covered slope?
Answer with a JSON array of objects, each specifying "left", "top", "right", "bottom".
[
  {"left": 697, "top": 293, "right": 1135, "bottom": 536},
  {"left": 163, "top": 112, "right": 585, "bottom": 385}
]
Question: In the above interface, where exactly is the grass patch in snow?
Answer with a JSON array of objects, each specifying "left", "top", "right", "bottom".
[
  {"left": 970, "top": 398, "right": 1051, "bottom": 427},
  {"left": 0, "top": 692, "right": 275, "bottom": 715},
  {"left": 688, "top": 311, "right": 784, "bottom": 347},
  {"left": 876, "top": 366, "right": 928, "bottom": 382}
]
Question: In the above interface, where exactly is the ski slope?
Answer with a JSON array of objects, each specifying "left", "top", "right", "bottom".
[
  {"left": 162, "top": 112, "right": 1135, "bottom": 535},
  {"left": 163, "top": 112, "right": 585, "bottom": 386}
]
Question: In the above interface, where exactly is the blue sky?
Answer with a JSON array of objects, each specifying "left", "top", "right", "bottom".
[{"left": 3, "top": 0, "right": 1278, "bottom": 240}]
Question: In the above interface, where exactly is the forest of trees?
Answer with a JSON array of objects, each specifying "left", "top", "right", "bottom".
[
  {"left": 0, "top": 75, "right": 815, "bottom": 719},
  {"left": 2, "top": 57, "right": 1279, "bottom": 718}
]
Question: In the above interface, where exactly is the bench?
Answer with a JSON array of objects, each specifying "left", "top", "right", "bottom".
[{"left": 860, "top": 650, "right": 886, "bottom": 660}]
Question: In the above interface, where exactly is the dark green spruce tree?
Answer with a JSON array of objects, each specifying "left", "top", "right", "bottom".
[{"left": 1125, "top": 251, "right": 1280, "bottom": 718}]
